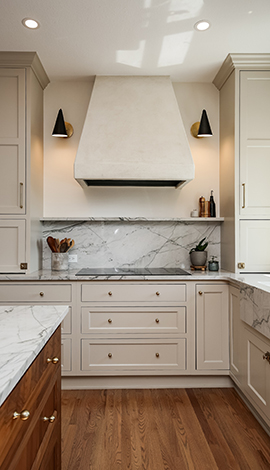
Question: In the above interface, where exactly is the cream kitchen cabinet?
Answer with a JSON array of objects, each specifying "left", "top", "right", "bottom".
[
  {"left": 239, "top": 220, "right": 270, "bottom": 272},
  {"left": 0, "top": 52, "right": 49, "bottom": 273},
  {"left": 79, "top": 281, "right": 191, "bottom": 376},
  {"left": 196, "top": 284, "right": 229, "bottom": 370},
  {"left": 229, "top": 285, "right": 245, "bottom": 386},
  {"left": 242, "top": 325, "right": 270, "bottom": 424},
  {"left": 214, "top": 54, "right": 270, "bottom": 273},
  {"left": 0, "top": 68, "right": 25, "bottom": 215}
]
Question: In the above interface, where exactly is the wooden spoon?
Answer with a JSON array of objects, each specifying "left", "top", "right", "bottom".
[
  {"left": 47, "top": 236, "right": 57, "bottom": 253},
  {"left": 66, "top": 239, "right": 75, "bottom": 251}
]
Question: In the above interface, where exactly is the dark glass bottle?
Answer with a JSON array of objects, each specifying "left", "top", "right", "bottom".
[{"left": 209, "top": 190, "right": 216, "bottom": 217}]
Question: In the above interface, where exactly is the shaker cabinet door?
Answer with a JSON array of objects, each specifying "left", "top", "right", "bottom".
[
  {"left": 239, "top": 71, "right": 270, "bottom": 216},
  {"left": 0, "top": 219, "right": 26, "bottom": 272},
  {"left": 0, "top": 69, "right": 26, "bottom": 214}
]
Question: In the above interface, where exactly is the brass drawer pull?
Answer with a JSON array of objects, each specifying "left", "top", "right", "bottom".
[
  {"left": 42, "top": 415, "right": 56, "bottom": 423},
  {"left": 108, "top": 353, "right": 112, "bottom": 358},
  {"left": 263, "top": 352, "right": 270, "bottom": 364},
  {"left": 156, "top": 353, "right": 160, "bottom": 358},
  {"left": 47, "top": 357, "right": 59, "bottom": 364},
  {"left": 108, "top": 318, "right": 112, "bottom": 323},
  {"left": 242, "top": 183, "right": 245, "bottom": 209},
  {"left": 155, "top": 318, "right": 160, "bottom": 323},
  {"left": 13, "top": 410, "right": 30, "bottom": 421},
  {"left": 108, "top": 291, "right": 112, "bottom": 296},
  {"left": 39, "top": 292, "right": 44, "bottom": 297},
  {"left": 198, "top": 291, "right": 203, "bottom": 296},
  {"left": 20, "top": 182, "right": 23, "bottom": 209},
  {"left": 156, "top": 291, "right": 160, "bottom": 296}
]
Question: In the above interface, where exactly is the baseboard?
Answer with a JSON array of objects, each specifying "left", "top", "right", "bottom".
[{"left": 62, "top": 375, "right": 233, "bottom": 390}]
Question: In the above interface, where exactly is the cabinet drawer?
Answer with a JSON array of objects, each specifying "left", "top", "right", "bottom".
[
  {"left": 61, "top": 338, "right": 72, "bottom": 372},
  {"left": 61, "top": 307, "right": 72, "bottom": 334},
  {"left": 81, "top": 283, "right": 186, "bottom": 303},
  {"left": 0, "top": 327, "right": 61, "bottom": 469},
  {"left": 0, "top": 283, "right": 72, "bottom": 302},
  {"left": 81, "top": 339, "right": 186, "bottom": 371},
  {"left": 81, "top": 306, "right": 186, "bottom": 334}
]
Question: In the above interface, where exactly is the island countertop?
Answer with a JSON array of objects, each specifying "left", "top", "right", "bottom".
[{"left": 0, "top": 305, "right": 69, "bottom": 407}]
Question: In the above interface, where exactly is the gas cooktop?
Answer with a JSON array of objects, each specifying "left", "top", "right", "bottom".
[{"left": 75, "top": 267, "right": 191, "bottom": 276}]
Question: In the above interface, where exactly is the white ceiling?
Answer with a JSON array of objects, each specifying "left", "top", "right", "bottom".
[{"left": 1, "top": 0, "right": 270, "bottom": 82}]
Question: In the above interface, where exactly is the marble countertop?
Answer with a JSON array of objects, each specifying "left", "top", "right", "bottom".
[{"left": 0, "top": 305, "right": 69, "bottom": 407}]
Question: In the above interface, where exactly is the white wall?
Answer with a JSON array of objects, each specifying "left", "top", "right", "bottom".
[{"left": 43, "top": 80, "right": 219, "bottom": 218}]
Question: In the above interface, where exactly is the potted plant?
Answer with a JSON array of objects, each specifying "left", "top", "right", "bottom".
[{"left": 189, "top": 237, "right": 208, "bottom": 267}]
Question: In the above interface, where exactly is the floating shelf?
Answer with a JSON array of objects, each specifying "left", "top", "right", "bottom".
[{"left": 40, "top": 217, "right": 224, "bottom": 222}]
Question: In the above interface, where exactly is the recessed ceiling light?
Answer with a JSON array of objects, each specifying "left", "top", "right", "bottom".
[
  {"left": 194, "top": 20, "right": 210, "bottom": 31},
  {"left": 22, "top": 18, "right": 40, "bottom": 29}
]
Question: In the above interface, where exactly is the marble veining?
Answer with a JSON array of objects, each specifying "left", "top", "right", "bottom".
[
  {"left": 42, "top": 220, "right": 221, "bottom": 270},
  {"left": 0, "top": 305, "right": 69, "bottom": 407},
  {"left": 240, "top": 284, "right": 270, "bottom": 340}
]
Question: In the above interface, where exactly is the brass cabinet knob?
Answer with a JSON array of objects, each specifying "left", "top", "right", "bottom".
[
  {"left": 47, "top": 357, "right": 59, "bottom": 364},
  {"left": 155, "top": 318, "right": 160, "bottom": 323},
  {"left": 238, "top": 262, "right": 245, "bottom": 269},
  {"left": 108, "top": 318, "right": 112, "bottom": 323},
  {"left": 42, "top": 415, "right": 56, "bottom": 423},
  {"left": 156, "top": 291, "right": 160, "bottom": 296},
  {"left": 13, "top": 410, "right": 30, "bottom": 421},
  {"left": 156, "top": 353, "right": 160, "bottom": 358},
  {"left": 108, "top": 353, "right": 112, "bottom": 358},
  {"left": 198, "top": 291, "right": 203, "bottom": 296},
  {"left": 263, "top": 351, "right": 270, "bottom": 364},
  {"left": 39, "top": 291, "right": 44, "bottom": 297},
  {"left": 108, "top": 291, "right": 112, "bottom": 296}
]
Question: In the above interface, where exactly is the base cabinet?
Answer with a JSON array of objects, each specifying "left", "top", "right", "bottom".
[
  {"left": 0, "top": 327, "right": 61, "bottom": 470},
  {"left": 243, "top": 326, "right": 270, "bottom": 422},
  {"left": 196, "top": 284, "right": 229, "bottom": 370},
  {"left": 229, "top": 285, "right": 245, "bottom": 386}
]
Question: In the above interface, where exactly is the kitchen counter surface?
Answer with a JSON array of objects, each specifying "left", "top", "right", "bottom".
[{"left": 0, "top": 305, "right": 69, "bottom": 407}]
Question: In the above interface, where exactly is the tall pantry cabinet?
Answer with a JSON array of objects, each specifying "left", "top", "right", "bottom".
[
  {"left": 0, "top": 53, "right": 49, "bottom": 273},
  {"left": 213, "top": 54, "right": 270, "bottom": 273}
]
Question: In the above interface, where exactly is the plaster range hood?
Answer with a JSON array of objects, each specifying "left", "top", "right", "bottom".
[{"left": 74, "top": 76, "right": 195, "bottom": 188}]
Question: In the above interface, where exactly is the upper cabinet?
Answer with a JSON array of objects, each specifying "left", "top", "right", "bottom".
[
  {"left": 0, "top": 69, "right": 25, "bottom": 214},
  {"left": 213, "top": 54, "right": 270, "bottom": 273},
  {"left": 0, "top": 53, "right": 49, "bottom": 273},
  {"left": 240, "top": 71, "right": 270, "bottom": 216}
]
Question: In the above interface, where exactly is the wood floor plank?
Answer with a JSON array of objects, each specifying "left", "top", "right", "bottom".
[{"left": 61, "top": 388, "right": 270, "bottom": 470}]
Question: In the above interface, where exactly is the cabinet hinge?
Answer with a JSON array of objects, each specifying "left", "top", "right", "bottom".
[{"left": 20, "top": 262, "right": 28, "bottom": 270}]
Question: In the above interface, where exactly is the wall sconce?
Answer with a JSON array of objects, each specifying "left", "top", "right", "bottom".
[
  {"left": 52, "top": 109, "right": 73, "bottom": 138},
  {"left": 190, "top": 109, "right": 212, "bottom": 138}
]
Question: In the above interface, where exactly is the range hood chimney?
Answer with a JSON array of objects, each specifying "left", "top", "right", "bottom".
[{"left": 74, "top": 76, "right": 194, "bottom": 188}]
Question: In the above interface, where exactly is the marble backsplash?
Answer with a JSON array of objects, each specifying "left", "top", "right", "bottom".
[{"left": 42, "top": 219, "right": 221, "bottom": 270}]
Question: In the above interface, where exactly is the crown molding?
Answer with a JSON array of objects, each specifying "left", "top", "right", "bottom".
[
  {"left": 213, "top": 53, "right": 270, "bottom": 90},
  {"left": 0, "top": 51, "right": 50, "bottom": 89}
]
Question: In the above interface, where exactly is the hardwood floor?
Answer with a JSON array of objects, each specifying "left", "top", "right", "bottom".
[{"left": 62, "top": 388, "right": 270, "bottom": 470}]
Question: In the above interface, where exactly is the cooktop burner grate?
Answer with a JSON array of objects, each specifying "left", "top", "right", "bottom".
[{"left": 75, "top": 267, "right": 191, "bottom": 276}]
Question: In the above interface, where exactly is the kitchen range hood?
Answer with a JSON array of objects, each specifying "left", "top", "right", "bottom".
[{"left": 74, "top": 76, "right": 194, "bottom": 188}]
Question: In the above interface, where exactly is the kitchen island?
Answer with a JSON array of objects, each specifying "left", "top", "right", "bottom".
[{"left": 0, "top": 304, "right": 68, "bottom": 470}]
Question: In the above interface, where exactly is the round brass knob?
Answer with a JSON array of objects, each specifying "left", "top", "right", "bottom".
[
  {"left": 39, "top": 292, "right": 44, "bottom": 297},
  {"left": 46, "top": 357, "right": 59, "bottom": 364},
  {"left": 156, "top": 353, "right": 160, "bottom": 358},
  {"left": 155, "top": 318, "right": 160, "bottom": 323},
  {"left": 108, "top": 353, "right": 112, "bottom": 358},
  {"left": 108, "top": 318, "right": 112, "bottom": 323},
  {"left": 42, "top": 415, "right": 56, "bottom": 423},
  {"left": 198, "top": 291, "right": 203, "bottom": 296},
  {"left": 156, "top": 291, "right": 160, "bottom": 296},
  {"left": 108, "top": 291, "right": 112, "bottom": 296},
  {"left": 13, "top": 410, "right": 30, "bottom": 421}
]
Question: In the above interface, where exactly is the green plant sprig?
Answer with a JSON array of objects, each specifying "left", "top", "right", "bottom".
[{"left": 189, "top": 237, "right": 208, "bottom": 254}]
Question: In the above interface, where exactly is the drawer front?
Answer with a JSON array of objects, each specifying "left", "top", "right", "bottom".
[
  {"left": 0, "top": 283, "right": 72, "bottom": 302},
  {"left": 61, "top": 338, "right": 72, "bottom": 372},
  {"left": 81, "top": 339, "right": 186, "bottom": 371},
  {"left": 81, "top": 283, "right": 186, "bottom": 303},
  {"left": 81, "top": 306, "right": 186, "bottom": 334},
  {"left": 0, "top": 327, "right": 61, "bottom": 469},
  {"left": 61, "top": 307, "right": 72, "bottom": 334}
]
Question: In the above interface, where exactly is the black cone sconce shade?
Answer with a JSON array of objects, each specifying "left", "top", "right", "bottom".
[
  {"left": 197, "top": 109, "right": 212, "bottom": 137},
  {"left": 190, "top": 109, "right": 213, "bottom": 138},
  {"left": 52, "top": 109, "right": 73, "bottom": 138}
]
